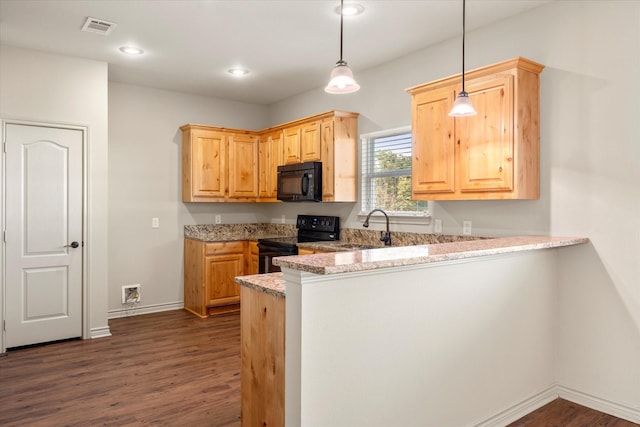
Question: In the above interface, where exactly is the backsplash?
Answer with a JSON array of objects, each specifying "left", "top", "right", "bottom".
[
  {"left": 185, "top": 223, "right": 487, "bottom": 245},
  {"left": 340, "top": 228, "right": 487, "bottom": 247}
]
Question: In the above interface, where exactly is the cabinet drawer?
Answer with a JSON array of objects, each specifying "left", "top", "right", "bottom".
[{"left": 204, "top": 241, "right": 245, "bottom": 255}]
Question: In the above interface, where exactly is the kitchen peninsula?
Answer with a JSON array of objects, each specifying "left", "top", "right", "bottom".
[{"left": 236, "top": 235, "right": 588, "bottom": 427}]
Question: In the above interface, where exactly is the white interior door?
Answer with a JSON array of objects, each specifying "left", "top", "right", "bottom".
[{"left": 5, "top": 123, "right": 83, "bottom": 348}]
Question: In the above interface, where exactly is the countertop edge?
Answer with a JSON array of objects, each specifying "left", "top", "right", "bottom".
[{"left": 273, "top": 236, "right": 589, "bottom": 275}]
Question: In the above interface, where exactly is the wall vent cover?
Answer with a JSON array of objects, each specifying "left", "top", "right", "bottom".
[{"left": 82, "top": 17, "right": 117, "bottom": 35}]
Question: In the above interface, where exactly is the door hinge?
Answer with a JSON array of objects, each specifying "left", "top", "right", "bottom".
[{"left": 2, "top": 230, "right": 5, "bottom": 243}]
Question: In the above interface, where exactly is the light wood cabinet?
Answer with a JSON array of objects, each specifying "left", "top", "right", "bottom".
[
  {"left": 181, "top": 124, "right": 258, "bottom": 202},
  {"left": 181, "top": 127, "right": 227, "bottom": 201},
  {"left": 240, "top": 285, "right": 284, "bottom": 427},
  {"left": 282, "top": 126, "right": 301, "bottom": 165},
  {"left": 182, "top": 110, "right": 358, "bottom": 203},
  {"left": 406, "top": 57, "right": 544, "bottom": 200},
  {"left": 246, "top": 240, "right": 259, "bottom": 275},
  {"left": 184, "top": 239, "right": 245, "bottom": 317},
  {"left": 300, "top": 120, "right": 321, "bottom": 162},
  {"left": 228, "top": 133, "right": 259, "bottom": 200},
  {"left": 258, "top": 130, "right": 282, "bottom": 201}
]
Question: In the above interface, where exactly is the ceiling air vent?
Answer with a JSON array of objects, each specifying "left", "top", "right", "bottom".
[{"left": 81, "top": 17, "right": 117, "bottom": 35}]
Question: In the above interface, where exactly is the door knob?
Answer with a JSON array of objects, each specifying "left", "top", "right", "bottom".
[{"left": 65, "top": 241, "right": 80, "bottom": 248}]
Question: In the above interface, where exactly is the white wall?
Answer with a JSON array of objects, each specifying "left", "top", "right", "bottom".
[
  {"left": 107, "top": 83, "right": 270, "bottom": 314},
  {"left": 0, "top": 45, "right": 110, "bottom": 339},
  {"left": 272, "top": 0, "right": 640, "bottom": 416}
]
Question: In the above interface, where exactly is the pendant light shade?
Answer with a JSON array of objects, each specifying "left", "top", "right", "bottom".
[
  {"left": 449, "top": 0, "right": 477, "bottom": 117},
  {"left": 325, "top": 0, "right": 360, "bottom": 94}
]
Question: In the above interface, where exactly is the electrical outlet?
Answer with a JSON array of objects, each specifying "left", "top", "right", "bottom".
[
  {"left": 152, "top": 217, "right": 159, "bottom": 228},
  {"left": 215, "top": 214, "right": 221, "bottom": 224},
  {"left": 122, "top": 284, "right": 141, "bottom": 304},
  {"left": 281, "top": 214, "right": 286, "bottom": 224},
  {"left": 434, "top": 219, "right": 442, "bottom": 234},
  {"left": 463, "top": 220, "right": 472, "bottom": 235}
]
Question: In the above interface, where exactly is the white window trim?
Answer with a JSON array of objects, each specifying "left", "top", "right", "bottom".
[{"left": 359, "top": 125, "right": 431, "bottom": 226}]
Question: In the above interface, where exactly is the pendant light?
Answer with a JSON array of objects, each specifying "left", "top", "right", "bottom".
[
  {"left": 449, "top": 0, "right": 477, "bottom": 116},
  {"left": 325, "top": 0, "right": 360, "bottom": 94}
]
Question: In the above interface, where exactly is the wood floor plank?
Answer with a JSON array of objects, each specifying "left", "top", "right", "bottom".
[{"left": 1, "top": 309, "right": 637, "bottom": 426}]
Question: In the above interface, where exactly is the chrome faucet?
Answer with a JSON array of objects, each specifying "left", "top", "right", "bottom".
[{"left": 362, "top": 209, "right": 392, "bottom": 246}]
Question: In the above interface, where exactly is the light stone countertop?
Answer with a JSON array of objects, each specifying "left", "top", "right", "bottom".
[
  {"left": 274, "top": 235, "right": 588, "bottom": 275},
  {"left": 235, "top": 272, "right": 285, "bottom": 298},
  {"left": 235, "top": 235, "right": 588, "bottom": 297}
]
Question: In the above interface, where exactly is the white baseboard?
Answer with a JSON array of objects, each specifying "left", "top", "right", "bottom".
[
  {"left": 473, "top": 383, "right": 640, "bottom": 426},
  {"left": 473, "top": 385, "right": 558, "bottom": 427},
  {"left": 107, "top": 301, "right": 184, "bottom": 319},
  {"left": 558, "top": 385, "right": 640, "bottom": 424},
  {"left": 90, "top": 325, "right": 112, "bottom": 339}
]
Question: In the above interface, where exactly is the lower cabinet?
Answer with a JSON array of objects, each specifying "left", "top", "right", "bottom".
[
  {"left": 184, "top": 239, "right": 245, "bottom": 317},
  {"left": 246, "top": 240, "right": 259, "bottom": 275},
  {"left": 240, "top": 285, "right": 284, "bottom": 427}
]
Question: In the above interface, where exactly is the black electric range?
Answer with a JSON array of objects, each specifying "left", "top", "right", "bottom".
[{"left": 257, "top": 215, "right": 340, "bottom": 273}]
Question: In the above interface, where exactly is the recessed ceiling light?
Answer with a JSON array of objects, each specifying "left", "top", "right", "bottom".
[
  {"left": 119, "top": 46, "right": 144, "bottom": 55},
  {"left": 228, "top": 68, "right": 250, "bottom": 77},
  {"left": 334, "top": 3, "right": 364, "bottom": 16}
]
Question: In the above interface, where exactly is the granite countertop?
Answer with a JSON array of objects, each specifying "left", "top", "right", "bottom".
[
  {"left": 235, "top": 235, "right": 588, "bottom": 297},
  {"left": 274, "top": 236, "right": 588, "bottom": 275},
  {"left": 235, "top": 272, "right": 285, "bottom": 298}
]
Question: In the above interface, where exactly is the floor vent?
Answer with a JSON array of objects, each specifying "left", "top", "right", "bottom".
[{"left": 81, "top": 17, "right": 117, "bottom": 35}]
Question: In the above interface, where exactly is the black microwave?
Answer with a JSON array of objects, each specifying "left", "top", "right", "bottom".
[{"left": 277, "top": 162, "right": 323, "bottom": 202}]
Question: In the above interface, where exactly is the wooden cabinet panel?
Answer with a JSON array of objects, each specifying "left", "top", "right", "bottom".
[
  {"left": 411, "top": 87, "right": 456, "bottom": 195},
  {"left": 407, "top": 57, "right": 543, "bottom": 200},
  {"left": 283, "top": 126, "right": 301, "bottom": 164},
  {"left": 300, "top": 121, "right": 321, "bottom": 162},
  {"left": 205, "top": 253, "right": 243, "bottom": 306},
  {"left": 181, "top": 128, "right": 226, "bottom": 201},
  {"left": 258, "top": 130, "right": 282, "bottom": 200},
  {"left": 184, "top": 239, "right": 244, "bottom": 317},
  {"left": 321, "top": 114, "right": 358, "bottom": 202},
  {"left": 246, "top": 240, "right": 259, "bottom": 275},
  {"left": 228, "top": 133, "right": 259, "bottom": 199},
  {"left": 460, "top": 74, "right": 514, "bottom": 192},
  {"left": 240, "top": 286, "right": 284, "bottom": 427}
]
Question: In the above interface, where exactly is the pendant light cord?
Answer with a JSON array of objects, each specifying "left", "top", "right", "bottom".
[
  {"left": 339, "top": 0, "right": 344, "bottom": 63},
  {"left": 461, "top": 0, "right": 466, "bottom": 92}
]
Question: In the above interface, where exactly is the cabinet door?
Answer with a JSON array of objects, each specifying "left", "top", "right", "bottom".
[
  {"left": 300, "top": 121, "right": 321, "bottom": 162},
  {"left": 459, "top": 74, "right": 514, "bottom": 192},
  {"left": 205, "top": 253, "right": 243, "bottom": 306},
  {"left": 190, "top": 129, "right": 226, "bottom": 199},
  {"left": 411, "top": 87, "right": 456, "bottom": 196},
  {"left": 228, "top": 133, "right": 259, "bottom": 199},
  {"left": 259, "top": 131, "right": 282, "bottom": 199},
  {"left": 283, "top": 127, "right": 301, "bottom": 164}
]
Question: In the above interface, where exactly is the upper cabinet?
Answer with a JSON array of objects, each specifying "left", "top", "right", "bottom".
[
  {"left": 182, "top": 110, "right": 358, "bottom": 203},
  {"left": 407, "top": 57, "right": 544, "bottom": 200},
  {"left": 181, "top": 124, "right": 258, "bottom": 202},
  {"left": 258, "top": 129, "right": 282, "bottom": 201}
]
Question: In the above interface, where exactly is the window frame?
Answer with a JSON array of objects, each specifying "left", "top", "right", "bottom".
[{"left": 359, "top": 126, "right": 431, "bottom": 225}]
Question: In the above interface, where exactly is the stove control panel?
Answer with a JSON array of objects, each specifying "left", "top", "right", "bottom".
[{"left": 296, "top": 215, "right": 340, "bottom": 233}]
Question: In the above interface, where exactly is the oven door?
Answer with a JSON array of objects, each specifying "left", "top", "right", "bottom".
[{"left": 257, "top": 243, "right": 297, "bottom": 273}]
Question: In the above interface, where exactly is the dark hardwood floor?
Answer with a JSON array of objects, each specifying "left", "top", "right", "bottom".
[
  {"left": 1, "top": 309, "right": 637, "bottom": 427},
  {"left": 0, "top": 310, "right": 241, "bottom": 427}
]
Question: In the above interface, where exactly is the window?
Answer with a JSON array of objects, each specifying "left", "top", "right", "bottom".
[{"left": 360, "top": 126, "right": 428, "bottom": 220}]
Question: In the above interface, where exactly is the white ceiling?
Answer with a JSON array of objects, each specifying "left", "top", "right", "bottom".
[{"left": 0, "top": 0, "right": 551, "bottom": 105}]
